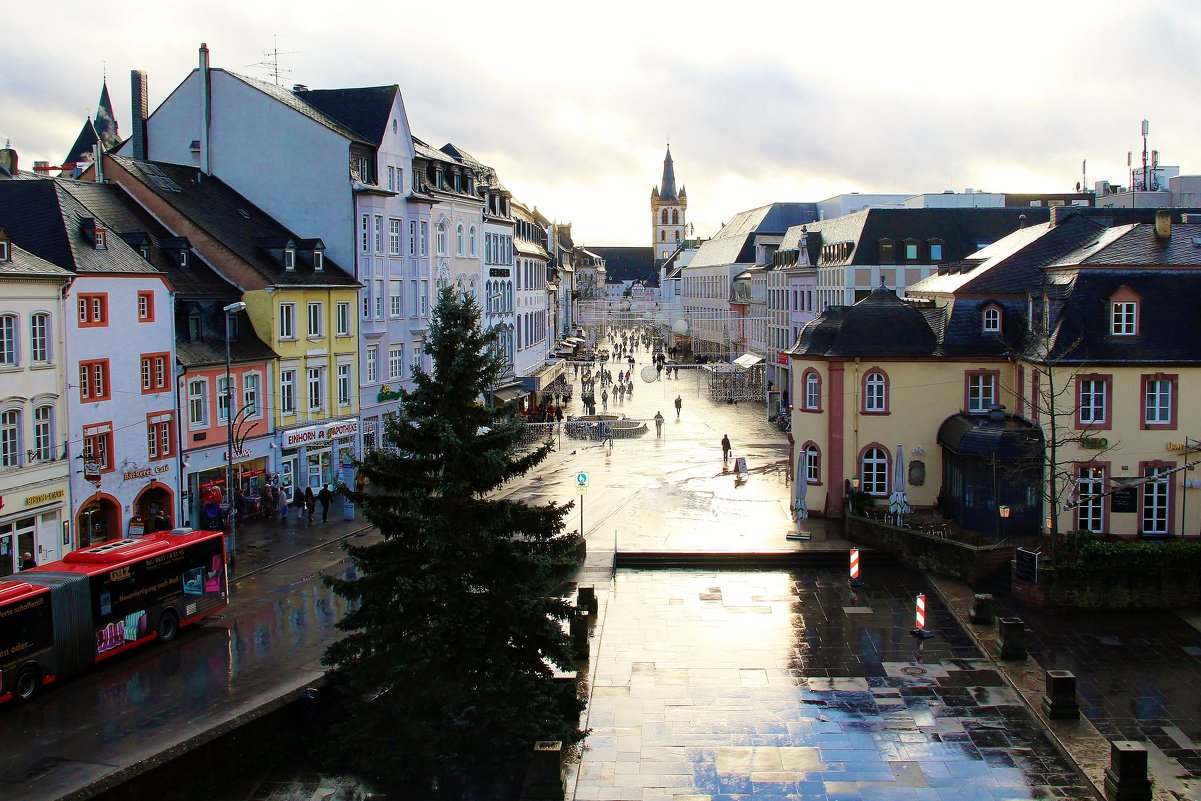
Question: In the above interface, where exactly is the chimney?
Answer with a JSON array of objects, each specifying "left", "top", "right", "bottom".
[
  {"left": 131, "top": 70, "right": 149, "bottom": 160},
  {"left": 93, "top": 144, "right": 104, "bottom": 183},
  {"left": 199, "top": 43, "right": 211, "bottom": 174},
  {"left": 1154, "top": 209, "right": 1172, "bottom": 239},
  {"left": 1048, "top": 206, "right": 1075, "bottom": 228},
  {"left": 0, "top": 145, "right": 16, "bottom": 175}
]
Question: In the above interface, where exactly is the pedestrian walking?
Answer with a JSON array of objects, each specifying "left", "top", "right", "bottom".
[
  {"left": 654, "top": 411, "right": 664, "bottom": 437},
  {"left": 674, "top": 395, "right": 682, "bottom": 418},
  {"left": 318, "top": 484, "right": 332, "bottom": 522},
  {"left": 304, "top": 487, "right": 316, "bottom": 524},
  {"left": 293, "top": 486, "right": 304, "bottom": 519},
  {"left": 721, "top": 434, "right": 731, "bottom": 461}
]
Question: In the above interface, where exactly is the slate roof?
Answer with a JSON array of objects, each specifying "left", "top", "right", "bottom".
[
  {"left": 174, "top": 297, "right": 277, "bottom": 368},
  {"left": 0, "top": 241, "right": 73, "bottom": 280},
  {"left": 1070, "top": 221, "right": 1201, "bottom": 267},
  {"left": 585, "top": 246, "right": 656, "bottom": 284},
  {"left": 0, "top": 179, "right": 162, "bottom": 275},
  {"left": 109, "top": 156, "right": 358, "bottom": 290},
  {"left": 659, "top": 146, "right": 679, "bottom": 201},
  {"left": 1045, "top": 271, "right": 1201, "bottom": 363},
  {"left": 293, "top": 86, "right": 398, "bottom": 147},
  {"left": 791, "top": 285, "right": 940, "bottom": 358},
  {"left": 690, "top": 203, "right": 817, "bottom": 269},
  {"left": 58, "top": 179, "right": 239, "bottom": 298}
]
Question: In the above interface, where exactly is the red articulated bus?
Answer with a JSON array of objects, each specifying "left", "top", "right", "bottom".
[{"left": 0, "top": 529, "right": 228, "bottom": 704}]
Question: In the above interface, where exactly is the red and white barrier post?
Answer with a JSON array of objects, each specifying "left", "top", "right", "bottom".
[
  {"left": 849, "top": 548, "right": 862, "bottom": 587},
  {"left": 911, "top": 593, "right": 935, "bottom": 638}
]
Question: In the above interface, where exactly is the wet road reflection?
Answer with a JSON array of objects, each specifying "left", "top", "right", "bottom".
[
  {"left": 0, "top": 556, "right": 352, "bottom": 801},
  {"left": 572, "top": 567, "right": 1096, "bottom": 801}
]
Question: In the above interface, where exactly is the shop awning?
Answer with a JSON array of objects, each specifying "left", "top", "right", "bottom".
[
  {"left": 733, "top": 352, "right": 765, "bottom": 368},
  {"left": 564, "top": 336, "right": 585, "bottom": 344},
  {"left": 492, "top": 386, "right": 525, "bottom": 403}
]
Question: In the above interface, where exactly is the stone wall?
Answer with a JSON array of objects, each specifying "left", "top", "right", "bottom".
[
  {"left": 846, "top": 515, "right": 1014, "bottom": 585},
  {"left": 1012, "top": 566, "right": 1201, "bottom": 609}
]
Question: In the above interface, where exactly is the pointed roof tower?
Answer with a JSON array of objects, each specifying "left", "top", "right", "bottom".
[
  {"left": 94, "top": 80, "right": 122, "bottom": 152},
  {"left": 659, "top": 145, "right": 678, "bottom": 201}
]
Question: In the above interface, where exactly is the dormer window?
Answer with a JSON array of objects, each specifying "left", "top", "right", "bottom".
[
  {"left": 94, "top": 228, "right": 108, "bottom": 250},
  {"left": 928, "top": 238, "right": 944, "bottom": 262},
  {"left": 0, "top": 240, "right": 9, "bottom": 263},
  {"left": 179, "top": 249, "right": 189, "bottom": 268},
  {"left": 188, "top": 311, "right": 201, "bottom": 341},
  {"left": 878, "top": 239, "right": 895, "bottom": 264},
  {"left": 313, "top": 250, "right": 324, "bottom": 272},
  {"left": 1109, "top": 286, "right": 1140, "bottom": 336},
  {"left": 284, "top": 247, "right": 296, "bottom": 271},
  {"left": 903, "top": 239, "right": 920, "bottom": 260},
  {"left": 982, "top": 305, "right": 1002, "bottom": 333},
  {"left": 139, "top": 244, "right": 150, "bottom": 260}
]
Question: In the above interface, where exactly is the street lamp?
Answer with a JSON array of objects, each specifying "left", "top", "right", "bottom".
[
  {"left": 223, "top": 300, "right": 246, "bottom": 565},
  {"left": 998, "top": 504, "right": 1010, "bottom": 543}
]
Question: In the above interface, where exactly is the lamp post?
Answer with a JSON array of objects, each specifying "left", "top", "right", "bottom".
[
  {"left": 223, "top": 300, "right": 246, "bottom": 566},
  {"left": 998, "top": 504, "right": 1010, "bottom": 543}
]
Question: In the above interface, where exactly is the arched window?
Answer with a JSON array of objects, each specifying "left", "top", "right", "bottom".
[
  {"left": 33, "top": 404, "right": 53, "bottom": 462},
  {"left": 30, "top": 313, "right": 50, "bottom": 363},
  {"left": 802, "top": 369, "right": 822, "bottom": 412},
  {"left": 661, "top": 209, "right": 669, "bottom": 224},
  {"left": 469, "top": 226, "right": 477, "bottom": 256},
  {"left": 674, "top": 231, "right": 680, "bottom": 242},
  {"left": 860, "top": 446, "right": 890, "bottom": 496},
  {"left": 486, "top": 280, "right": 494, "bottom": 314},
  {"left": 862, "top": 369, "right": 889, "bottom": 413},
  {"left": 456, "top": 224, "right": 464, "bottom": 256},
  {"left": 661, "top": 231, "right": 666, "bottom": 241},
  {"left": 803, "top": 443, "right": 821, "bottom": 484},
  {"left": 0, "top": 408, "right": 19, "bottom": 468},
  {"left": 0, "top": 314, "right": 17, "bottom": 366},
  {"left": 436, "top": 222, "right": 448, "bottom": 255},
  {"left": 672, "top": 209, "right": 679, "bottom": 225},
  {"left": 982, "top": 306, "right": 1001, "bottom": 333}
]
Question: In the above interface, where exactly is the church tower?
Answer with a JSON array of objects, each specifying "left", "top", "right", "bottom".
[{"left": 650, "top": 144, "right": 687, "bottom": 263}]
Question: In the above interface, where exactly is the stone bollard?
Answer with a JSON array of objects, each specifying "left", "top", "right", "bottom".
[
  {"left": 1041, "top": 670, "right": 1080, "bottom": 720},
  {"left": 519, "top": 741, "right": 565, "bottom": 801},
  {"left": 577, "top": 584, "right": 598, "bottom": 615},
  {"left": 570, "top": 610, "right": 590, "bottom": 660},
  {"left": 970, "top": 593, "right": 995, "bottom": 624},
  {"left": 996, "top": 617, "right": 1026, "bottom": 661},
  {"left": 1103, "top": 740, "right": 1152, "bottom": 801},
  {"left": 553, "top": 670, "right": 579, "bottom": 718}
]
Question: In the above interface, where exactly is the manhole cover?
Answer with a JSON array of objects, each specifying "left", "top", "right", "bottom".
[
  {"left": 640, "top": 365, "right": 658, "bottom": 383},
  {"left": 901, "top": 666, "right": 928, "bottom": 676}
]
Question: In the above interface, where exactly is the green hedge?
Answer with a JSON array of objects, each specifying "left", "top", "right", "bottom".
[{"left": 1062, "top": 530, "right": 1201, "bottom": 569}]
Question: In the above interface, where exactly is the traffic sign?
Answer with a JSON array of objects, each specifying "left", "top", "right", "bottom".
[
  {"left": 577, "top": 484, "right": 587, "bottom": 496},
  {"left": 576, "top": 472, "right": 588, "bottom": 486}
]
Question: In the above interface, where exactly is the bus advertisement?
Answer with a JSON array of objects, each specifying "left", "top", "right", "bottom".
[{"left": 0, "top": 528, "right": 227, "bottom": 704}]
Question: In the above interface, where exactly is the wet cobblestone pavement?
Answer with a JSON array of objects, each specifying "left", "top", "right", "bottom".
[{"left": 570, "top": 567, "right": 1097, "bottom": 801}]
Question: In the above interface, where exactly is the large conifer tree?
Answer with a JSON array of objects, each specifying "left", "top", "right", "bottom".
[{"left": 323, "top": 286, "right": 583, "bottom": 790}]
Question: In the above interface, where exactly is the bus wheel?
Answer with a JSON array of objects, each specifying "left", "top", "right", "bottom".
[
  {"left": 15, "top": 667, "right": 40, "bottom": 701},
  {"left": 157, "top": 610, "right": 179, "bottom": 643}
]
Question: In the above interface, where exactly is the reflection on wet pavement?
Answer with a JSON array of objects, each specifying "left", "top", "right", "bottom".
[{"left": 571, "top": 567, "right": 1096, "bottom": 801}]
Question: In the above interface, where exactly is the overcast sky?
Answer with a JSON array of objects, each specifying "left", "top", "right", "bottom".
[{"left": 4, "top": 0, "right": 1199, "bottom": 245}]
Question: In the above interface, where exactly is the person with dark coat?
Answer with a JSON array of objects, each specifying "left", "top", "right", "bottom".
[
  {"left": 304, "top": 487, "right": 316, "bottom": 524},
  {"left": 721, "top": 434, "right": 732, "bottom": 461},
  {"left": 293, "top": 486, "right": 304, "bottom": 519},
  {"left": 20, "top": 552, "right": 36, "bottom": 571},
  {"left": 318, "top": 485, "right": 333, "bottom": 523}
]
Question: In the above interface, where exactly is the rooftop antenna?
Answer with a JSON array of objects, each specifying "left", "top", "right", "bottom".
[
  {"left": 247, "top": 35, "right": 297, "bottom": 85},
  {"left": 1141, "top": 119, "right": 1150, "bottom": 192}
]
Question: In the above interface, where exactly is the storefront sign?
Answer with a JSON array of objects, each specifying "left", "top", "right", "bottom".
[
  {"left": 24, "top": 488, "right": 66, "bottom": 508},
  {"left": 283, "top": 419, "right": 360, "bottom": 449},
  {"left": 377, "top": 384, "right": 403, "bottom": 402},
  {"left": 488, "top": 268, "right": 511, "bottom": 277},
  {"left": 1167, "top": 441, "right": 1200, "bottom": 452},
  {"left": 776, "top": 351, "right": 789, "bottom": 366},
  {"left": 123, "top": 463, "right": 171, "bottom": 482}
]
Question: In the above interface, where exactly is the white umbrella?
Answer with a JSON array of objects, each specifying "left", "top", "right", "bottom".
[
  {"left": 794, "top": 471, "right": 809, "bottom": 522},
  {"left": 888, "top": 443, "right": 911, "bottom": 525}
]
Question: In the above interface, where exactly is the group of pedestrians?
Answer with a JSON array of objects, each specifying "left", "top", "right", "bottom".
[{"left": 275, "top": 484, "right": 335, "bottom": 525}]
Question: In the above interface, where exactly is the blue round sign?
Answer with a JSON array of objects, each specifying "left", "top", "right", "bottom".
[{"left": 576, "top": 472, "right": 588, "bottom": 486}]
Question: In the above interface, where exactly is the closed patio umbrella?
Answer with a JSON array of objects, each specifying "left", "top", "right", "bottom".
[{"left": 888, "top": 443, "right": 911, "bottom": 525}]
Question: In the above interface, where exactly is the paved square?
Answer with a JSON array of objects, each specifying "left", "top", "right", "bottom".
[{"left": 571, "top": 567, "right": 1096, "bottom": 801}]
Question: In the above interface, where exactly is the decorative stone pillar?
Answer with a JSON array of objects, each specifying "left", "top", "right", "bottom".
[
  {"left": 1041, "top": 670, "right": 1079, "bottom": 720},
  {"left": 519, "top": 741, "right": 564, "bottom": 801},
  {"left": 1103, "top": 740, "right": 1152, "bottom": 801},
  {"left": 996, "top": 617, "right": 1026, "bottom": 661}
]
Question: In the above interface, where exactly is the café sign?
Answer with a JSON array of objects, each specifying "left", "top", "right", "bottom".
[{"left": 283, "top": 419, "right": 360, "bottom": 449}]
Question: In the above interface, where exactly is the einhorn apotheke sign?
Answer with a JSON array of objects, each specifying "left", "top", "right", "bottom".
[{"left": 282, "top": 419, "right": 360, "bottom": 449}]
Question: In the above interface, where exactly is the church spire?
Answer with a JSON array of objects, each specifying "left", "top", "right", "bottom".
[
  {"left": 94, "top": 79, "right": 121, "bottom": 152},
  {"left": 659, "top": 145, "right": 678, "bottom": 201}
]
